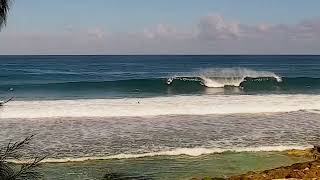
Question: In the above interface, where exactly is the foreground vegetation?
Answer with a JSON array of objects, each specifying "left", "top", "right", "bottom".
[
  {"left": 0, "top": 0, "right": 11, "bottom": 30},
  {"left": 0, "top": 135, "right": 46, "bottom": 180}
]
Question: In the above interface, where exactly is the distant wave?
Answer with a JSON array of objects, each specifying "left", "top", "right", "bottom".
[
  {"left": 1, "top": 94, "right": 320, "bottom": 118},
  {"left": 2, "top": 68, "right": 82, "bottom": 75},
  {"left": 2, "top": 68, "right": 320, "bottom": 95},
  {"left": 11, "top": 145, "right": 312, "bottom": 164},
  {"left": 3, "top": 77, "right": 320, "bottom": 90}
]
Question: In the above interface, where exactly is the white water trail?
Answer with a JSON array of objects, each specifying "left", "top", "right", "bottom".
[
  {"left": 1, "top": 94, "right": 320, "bottom": 119},
  {"left": 10, "top": 145, "right": 312, "bottom": 164}
]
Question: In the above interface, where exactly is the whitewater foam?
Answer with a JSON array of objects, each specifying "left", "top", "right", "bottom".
[
  {"left": 11, "top": 145, "right": 312, "bottom": 164},
  {"left": 168, "top": 68, "right": 282, "bottom": 88},
  {"left": 1, "top": 94, "right": 320, "bottom": 118}
]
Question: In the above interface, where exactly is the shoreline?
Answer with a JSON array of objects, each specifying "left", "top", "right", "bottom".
[
  {"left": 9, "top": 145, "right": 313, "bottom": 164},
  {"left": 31, "top": 147, "right": 314, "bottom": 179},
  {"left": 194, "top": 146, "right": 320, "bottom": 180},
  {"left": 228, "top": 160, "right": 320, "bottom": 180}
]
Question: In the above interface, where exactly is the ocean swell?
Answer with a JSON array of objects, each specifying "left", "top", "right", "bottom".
[{"left": 2, "top": 69, "right": 320, "bottom": 97}]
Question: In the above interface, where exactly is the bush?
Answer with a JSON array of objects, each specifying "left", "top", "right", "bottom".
[{"left": 0, "top": 135, "right": 46, "bottom": 180}]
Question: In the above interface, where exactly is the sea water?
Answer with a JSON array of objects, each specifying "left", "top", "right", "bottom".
[{"left": 0, "top": 55, "right": 319, "bottom": 179}]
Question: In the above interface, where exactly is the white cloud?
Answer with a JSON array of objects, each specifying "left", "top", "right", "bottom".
[
  {"left": 197, "top": 13, "right": 241, "bottom": 40},
  {"left": 87, "top": 27, "right": 106, "bottom": 39},
  {"left": 143, "top": 24, "right": 176, "bottom": 39},
  {"left": 142, "top": 24, "right": 194, "bottom": 40},
  {"left": 1, "top": 14, "right": 320, "bottom": 54}
]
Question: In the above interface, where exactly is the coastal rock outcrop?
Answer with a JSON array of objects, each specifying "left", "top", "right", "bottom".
[
  {"left": 194, "top": 146, "right": 320, "bottom": 180},
  {"left": 228, "top": 146, "right": 320, "bottom": 180},
  {"left": 228, "top": 160, "right": 320, "bottom": 180},
  {"left": 287, "top": 146, "right": 320, "bottom": 160}
]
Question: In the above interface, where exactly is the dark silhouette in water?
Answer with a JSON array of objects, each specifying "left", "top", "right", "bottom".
[{"left": 103, "top": 171, "right": 153, "bottom": 180}]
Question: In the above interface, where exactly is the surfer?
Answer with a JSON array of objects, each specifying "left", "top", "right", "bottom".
[
  {"left": 0, "top": 97, "right": 14, "bottom": 106},
  {"left": 166, "top": 78, "right": 173, "bottom": 85}
]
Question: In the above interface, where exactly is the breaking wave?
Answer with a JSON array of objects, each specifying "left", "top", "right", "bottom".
[
  {"left": 167, "top": 68, "right": 282, "bottom": 88},
  {"left": 2, "top": 68, "right": 320, "bottom": 100},
  {"left": 11, "top": 145, "right": 312, "bottom": 164}
]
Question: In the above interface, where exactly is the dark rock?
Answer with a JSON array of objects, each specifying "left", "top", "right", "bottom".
[
  {"left": 103, "top": 172, "right": 152, "bottom": 180},
  {"left": 228, "top": 160, "right": 320, "bottom": 180}
]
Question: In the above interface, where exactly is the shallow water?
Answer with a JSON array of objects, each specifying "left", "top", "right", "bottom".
[
  {"left": 37, "top": 152, "right": 310, "bottom": 180},
  {"left": 0, "top": 112, "right": 319, "bottom": 161}
]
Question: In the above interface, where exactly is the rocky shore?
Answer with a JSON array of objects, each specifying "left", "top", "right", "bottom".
[
  {"left": 193, "top": 146, "right": 320, "bottom": 180},
  {"left": 228, "top": 160, "right": 320, "bottom": 180}
]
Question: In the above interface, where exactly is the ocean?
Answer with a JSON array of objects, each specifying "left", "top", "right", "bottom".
[{"left": 0, "top": 55, "right": 320, "bottom": 179}]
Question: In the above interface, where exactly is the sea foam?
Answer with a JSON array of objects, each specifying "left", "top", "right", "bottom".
[
  {"left": 11, "top": 145, "right": 312, "bottom": 164},
  {"left": 1, "top": 94, "right": 320, "bottom": 119}
]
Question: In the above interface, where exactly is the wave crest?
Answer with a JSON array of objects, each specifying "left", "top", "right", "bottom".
[{"left": 167, "top": 68, "right": 282, "bottom": 88}]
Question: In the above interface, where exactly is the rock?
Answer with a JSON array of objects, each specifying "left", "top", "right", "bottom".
[
  {"left": 313, "top": 146, "right": 320, "bottom": 160},
  {"left": 195, "top": 146, "right": 320, "bottom": 180},
  {"left": 287, "top": 148, "right": 314, "bottom": 157},
  {"left": 228, "top": 160, "right": 320, "bottom": 180},
  {"left": 191, "top": 178, "right": 226, "bottom": 180},
  {"left": 287, "top": 146, "right": 320, "bottom": 160}
]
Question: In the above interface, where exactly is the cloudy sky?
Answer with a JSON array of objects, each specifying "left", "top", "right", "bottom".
[{"left": 1, "top": 0, "right": 320, "bottom": 55}]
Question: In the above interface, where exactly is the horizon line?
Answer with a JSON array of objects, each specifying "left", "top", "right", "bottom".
[{"left": 1, "top": 54, "right": 320, "bottom": 56}]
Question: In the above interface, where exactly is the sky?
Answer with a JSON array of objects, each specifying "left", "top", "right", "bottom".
[{"left": 1, "top": 0, "right": 320, "bottom": 54}]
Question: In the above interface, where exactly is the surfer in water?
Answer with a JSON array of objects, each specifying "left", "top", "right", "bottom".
[
  {"left": 166, "top": 78, "right": 173, "bottom": 85},
  {"left": 0, "top": 97, "right": 14, "bottom": 106}
]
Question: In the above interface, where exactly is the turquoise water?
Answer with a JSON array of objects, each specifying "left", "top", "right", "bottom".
[{"left": 38, "top": 152, "right": 309, "bottom": 180}]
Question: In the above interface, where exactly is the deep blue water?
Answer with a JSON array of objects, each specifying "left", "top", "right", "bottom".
[{"left": 1, "top": 55, "right": 320, "bottom": 99}]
